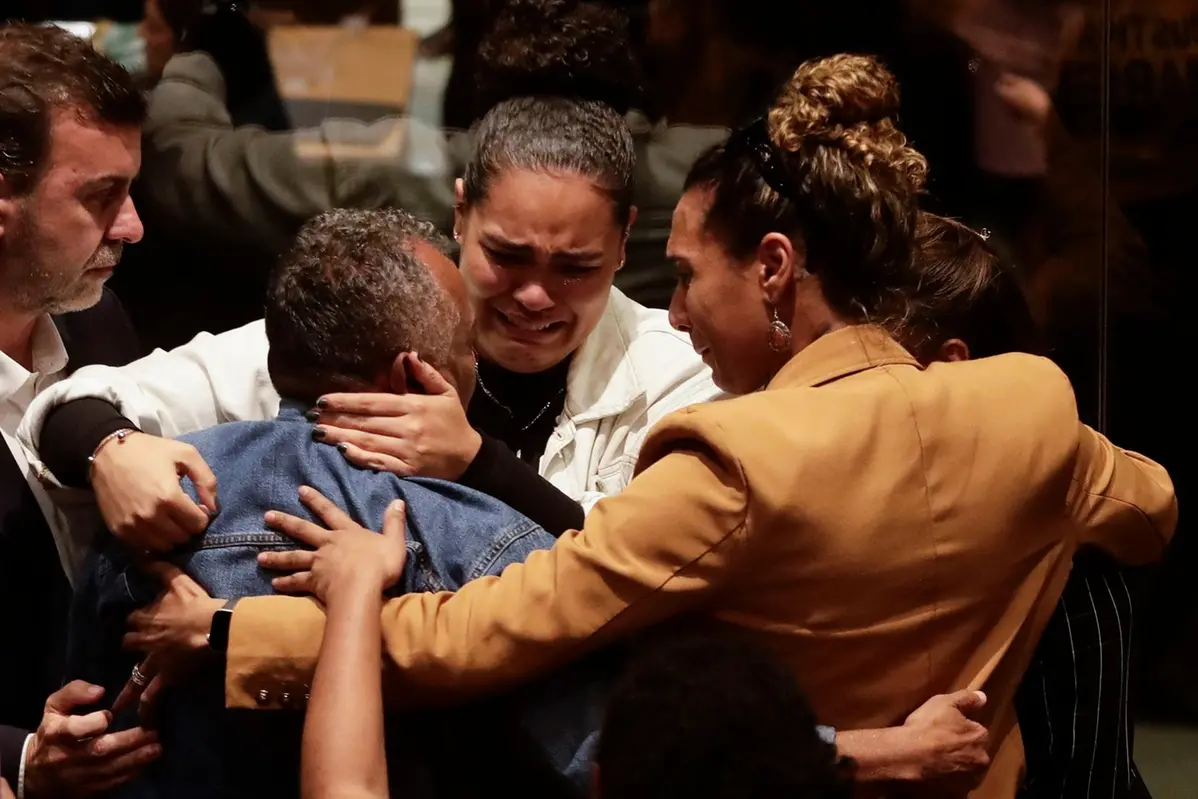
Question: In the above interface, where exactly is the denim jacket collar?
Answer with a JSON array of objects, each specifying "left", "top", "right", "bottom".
[{"left": 277, "top": 398, "right": 311, "bottom": 421}]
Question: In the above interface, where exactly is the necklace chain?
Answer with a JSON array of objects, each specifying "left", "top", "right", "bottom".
[{"left": 474, "top": 361, "right": 565, "bottom": 433}]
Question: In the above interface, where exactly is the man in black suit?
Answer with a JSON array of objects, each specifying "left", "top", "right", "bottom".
[{"left": 0, "top": 23, "right": 155, "bottom": 797}]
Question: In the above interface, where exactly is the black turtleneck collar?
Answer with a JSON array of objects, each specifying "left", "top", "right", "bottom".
[{"left": 467, "top": 355, "right": 572, "bottom": 465}]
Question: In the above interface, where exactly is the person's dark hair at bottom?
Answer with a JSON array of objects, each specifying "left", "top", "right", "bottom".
[{"left": 595, "top": 623, "right": 855, "bottom": 799}]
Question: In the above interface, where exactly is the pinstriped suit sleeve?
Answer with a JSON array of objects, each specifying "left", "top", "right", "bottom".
[{"left": 1015, "top": 551, "right": 1149, "bottom": 797}]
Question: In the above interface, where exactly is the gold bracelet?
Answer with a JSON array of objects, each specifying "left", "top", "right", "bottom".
[{"left": 87, "top": 427, "right": 137, "bottom": 471}]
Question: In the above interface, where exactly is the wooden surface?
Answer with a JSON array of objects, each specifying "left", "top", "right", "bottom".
[{"left": 267, "top": 24, "right": 418, "bottom": 110}]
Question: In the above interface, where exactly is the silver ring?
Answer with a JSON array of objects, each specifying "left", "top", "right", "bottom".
[{"left": 130, "top": 664, "right": 149, "bottom": 688}]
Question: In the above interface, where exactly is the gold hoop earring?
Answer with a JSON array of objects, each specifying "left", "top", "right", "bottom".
[{"left": 768, "top": 307, "right": 792, "bottom": 353}]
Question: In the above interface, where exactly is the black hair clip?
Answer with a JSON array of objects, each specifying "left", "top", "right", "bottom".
[{"left": 726, "top": 118, "right": 799, "bottom": 203}]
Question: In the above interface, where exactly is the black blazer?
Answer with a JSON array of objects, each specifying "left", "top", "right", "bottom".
[{"left": 0, "top": 288, "right": 141, "bottom": 784}]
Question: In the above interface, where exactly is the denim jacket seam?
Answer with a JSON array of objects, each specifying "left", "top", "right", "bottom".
[
  {"left": 177, "top": 531, "right": 297, "bottom": 550},
  {"left": 466, "top": 518, "right": 548, "bottom": 581}
]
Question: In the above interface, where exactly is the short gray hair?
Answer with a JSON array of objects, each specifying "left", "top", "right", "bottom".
[{"left": 265, "top": 208, "right": 457, "bottom": 404}]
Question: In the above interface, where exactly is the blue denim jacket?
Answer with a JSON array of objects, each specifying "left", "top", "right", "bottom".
[{"left": 66, "top": 402, "right": 615, "bottom": 798}]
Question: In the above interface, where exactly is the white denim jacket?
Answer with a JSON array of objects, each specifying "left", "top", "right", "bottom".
[{"left": 19, "top": 287, "right": 722, "bottom": 516}]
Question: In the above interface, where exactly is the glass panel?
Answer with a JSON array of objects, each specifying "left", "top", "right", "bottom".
[
  {"left": 2, "top": 0, "right": 1191, "bottom": 789},
  {"left": 1089, "top": 0, "right": 1198, "bottom": 789}
]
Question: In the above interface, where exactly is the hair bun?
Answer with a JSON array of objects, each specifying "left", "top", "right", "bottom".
[
  {"left": 768, "top": 54, "right": 928, "bottom": 193},
  {"left": 474, "top": 0, "right": 642, "bottom": 116},
  {"left": 772, "top": 54, "right": 901, "bottom": 138}
]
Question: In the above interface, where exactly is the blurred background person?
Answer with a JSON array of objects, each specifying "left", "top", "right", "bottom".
[
  {"left": 136, "top": 0, "right": 291, "bottom": 129},
  {"left": 109, "top": 0, "right": 293, "bottom": 351}
]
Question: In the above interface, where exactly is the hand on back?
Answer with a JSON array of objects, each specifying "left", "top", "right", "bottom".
[{"left": 91, "top": 432, "right": 218, "bottom": 551}]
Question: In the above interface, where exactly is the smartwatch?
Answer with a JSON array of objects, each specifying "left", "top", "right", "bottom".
[{"left": 207, "top": 598, "right": 239, "bottom": 654}]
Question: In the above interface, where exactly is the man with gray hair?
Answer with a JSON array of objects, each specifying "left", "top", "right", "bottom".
[
  {"left": 63, "top": 208, "right": 569, "bottom": 797},
  {"left": 262, "top": 208, "right": 465, "bottom": 407}
]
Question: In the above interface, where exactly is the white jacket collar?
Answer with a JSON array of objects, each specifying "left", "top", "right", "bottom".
[{"left": 565, "top": 288, "right": 648, "bottom": 424}]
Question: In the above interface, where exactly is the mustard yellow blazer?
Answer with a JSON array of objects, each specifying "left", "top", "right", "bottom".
[{"left": 225, "top": 326, "right": 1176, "bottom": 798}]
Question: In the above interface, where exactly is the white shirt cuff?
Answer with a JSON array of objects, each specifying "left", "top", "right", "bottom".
[{"left": 16, "top": 733, "right": 32, "bottom": 799}]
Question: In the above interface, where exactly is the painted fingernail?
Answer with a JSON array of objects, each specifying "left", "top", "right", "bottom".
[
  {"left": 305, "top": 409, "right": 320, "bottom": 422},
  {"left": 315, "top": 397, "right": 328, "bottom": 409},
  {"left": 311, "top": 427, "right": 326, "bottom": 442},
  {"left": 336, "top": 442, "right": 349, "bottom": 454}
]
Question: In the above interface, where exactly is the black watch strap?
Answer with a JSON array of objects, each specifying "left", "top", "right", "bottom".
[{"left": 208, "top": 598, "right": 239, "bottom": 654}]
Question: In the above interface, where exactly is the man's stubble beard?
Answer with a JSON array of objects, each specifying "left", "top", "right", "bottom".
[
  {"left": 45, "top": 243, "right": 121, "bottom": 314},
  {"left": 0, "top": 214, "right": 120, "bottom": 316}
]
